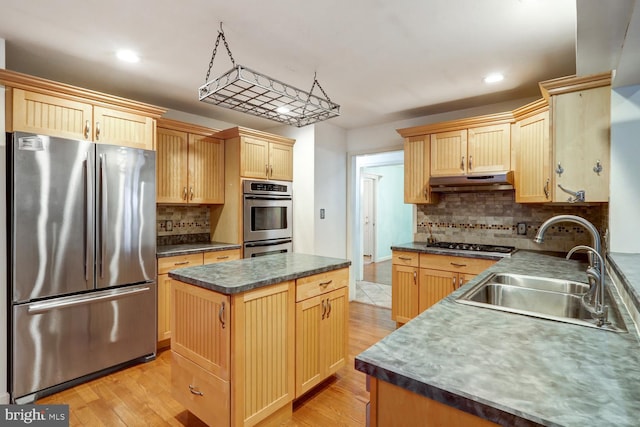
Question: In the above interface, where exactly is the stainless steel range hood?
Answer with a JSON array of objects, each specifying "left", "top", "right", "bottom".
[{"left": 430, "top": 171, "right": 514, "bottom": 193}]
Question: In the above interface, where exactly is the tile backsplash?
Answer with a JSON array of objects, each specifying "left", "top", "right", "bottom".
[
  {"left": 156, "top": 205, "right": 211, "bottom": 246},
  {"left": 416, "top": 192, "right": 608, "bottom": 253}
]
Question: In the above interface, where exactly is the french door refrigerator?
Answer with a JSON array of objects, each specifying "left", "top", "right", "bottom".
[{"left": 7, "top": 132, "right": 157, "bottom": 404}]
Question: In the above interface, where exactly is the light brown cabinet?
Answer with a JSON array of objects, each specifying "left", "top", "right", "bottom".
[
  {"left": 403, "top": 135, "right": 437, "bottom": 204},
  {"left": 1, "top": 70, "right": 163, "bottom": 150},
  {"left": 295, "top": 268, "right": 349, "bottom": 398},
  {"left": 391, "top": 250, "right": 495, "bottom": 325},
  {"left": 171, "top": 279, "right": 296, "bottom": 427},
  {"left": 431, "top": 124, "right": 511, "bottom": 176},
  {"left": 540, "top": 72, "right": 612, "bottom": 203},
  {"left": 157, "top": 249, "right": 240, "bottom": 347},
  {"left": 156, "top": 119, "right": 224, "bottom": 204},
  {"left": 241, "top": 136, "right": 294, "bottom": 181},
  {"left": 512, "top": 101, "right": 551, "bottom": 203}
]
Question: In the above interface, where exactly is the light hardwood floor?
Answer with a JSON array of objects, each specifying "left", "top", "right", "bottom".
[{"left": 38, "top": 302, "right": 395, "bottom": 426}]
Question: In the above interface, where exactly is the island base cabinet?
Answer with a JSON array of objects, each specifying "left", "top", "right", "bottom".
[
  {"left": 368, "top": 377, "right": 499, "bottom": 427},
  {"left": 172, "top": 352, "right": 230, "bottom": 427}
]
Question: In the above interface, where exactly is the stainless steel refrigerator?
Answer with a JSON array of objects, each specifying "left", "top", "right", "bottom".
[{"left": 7, "top": 132, "right": 157, "bottom": 404}]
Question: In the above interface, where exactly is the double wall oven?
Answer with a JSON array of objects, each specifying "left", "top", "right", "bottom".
[{"left": 243, "top": 180, "right": 293, "bottom": 257}]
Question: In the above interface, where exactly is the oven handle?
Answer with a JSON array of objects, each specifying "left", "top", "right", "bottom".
[
  {"left": 244, "top": 238, "right": 292, "bottom": 248},
  {"left": 244, "top": 195, "right": 292, "bottom": 201}
]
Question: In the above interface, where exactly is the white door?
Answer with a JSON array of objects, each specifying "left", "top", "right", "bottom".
[{"left": 362, "top": 177, "right": 375, "bottom": 259}]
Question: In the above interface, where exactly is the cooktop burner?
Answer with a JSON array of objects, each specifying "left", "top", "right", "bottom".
[{"left": 426, "top": 241, "right": 516, "bottom": 254}]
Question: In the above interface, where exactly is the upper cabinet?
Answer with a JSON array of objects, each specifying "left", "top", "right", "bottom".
[
  {"left": 1, "top": 69, "right": 164, "bottom": 150},
  {"left": 540, "top": 72, "right": 612, "bottom": 203},
  {"left": 215, "top": 127, "right": 295, "bottom": 181},
  {"left": 512, "top": 100, "right": 551, "bottom": 203},
  {"left": 156, "top": 119, "right": 224, "bottom": 204},
  {"left": 403, "top": 135, "right": 436, "bottom": 204}
]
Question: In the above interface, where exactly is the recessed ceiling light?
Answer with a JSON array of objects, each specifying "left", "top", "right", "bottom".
[
  {"left": 276, "top": 106, "right": 291, "bottom": 114},
  {"left": 483, "top": 73, "right": 504, "bottom": 84},
  {"left": 116, "top": 49, "right": 140, "bottom": 63}
]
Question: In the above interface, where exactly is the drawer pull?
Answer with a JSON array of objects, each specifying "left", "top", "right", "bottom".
[
  {"left": 450, "top": 262, "right": 467, "bottom": 268},
  {"left": 174, "top": 261, "right": 190, "bottom": 266},
  {"left": 219, "top": 302, "right": 226, "bottom": 329},
  {"left": 319, "top": 280, "right": 333, "bottom": 288},
  {"left": 216, "top": 255, "right": 230, "bottom": 260},
  {"left": 189, "top": 385, "right": 204, "bottom": 396},
  {"left": 398, "top": 256, "right": 412, "bottom": 261}
]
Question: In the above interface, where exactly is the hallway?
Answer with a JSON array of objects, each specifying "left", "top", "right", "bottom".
[{"left": 354, "top": 259, "right": 391, "bottom": 308}]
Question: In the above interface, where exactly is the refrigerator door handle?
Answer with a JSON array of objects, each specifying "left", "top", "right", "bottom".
[
  {"left": 27, "top": 285, "right": 152, "bottom": 314},
  {"left": 84, "top": 153, "right": 90, "bottom": 282},
  {"left": 99, "top": 153, "right": 107, "bottom": 279}
]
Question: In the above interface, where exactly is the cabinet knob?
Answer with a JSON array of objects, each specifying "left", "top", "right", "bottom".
[
  {"left": 544, "top": 178, "right": 550, "bottom": 199},
  {"left": 460, "top": 156, "right": 465, "bottom": 171},
  {"left": 84, "top": 120, "right": 91, "bottom": 139},
  {"left": 326, "top": 299, "right": 332, "bottom": 318},
  {"left": 322, "top": 299, "right": 327, "bottom": 319},
  {"left": 219, "top": 302, "right": 226, "bottom": 329},
  {"left": 95, "top": 121, "right": 101, "bottom": 141}
]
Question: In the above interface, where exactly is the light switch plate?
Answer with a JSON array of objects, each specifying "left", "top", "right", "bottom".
[{"left": 320, "top": 208, "right": 325, "bottom": 219}]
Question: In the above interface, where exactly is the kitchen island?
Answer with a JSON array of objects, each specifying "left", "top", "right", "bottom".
[
  {"left": 356, "top": 250, "right": 640, "bottom": 426},
  {"left": 168, "top": 253, "right": 351, "bottom": 427}
]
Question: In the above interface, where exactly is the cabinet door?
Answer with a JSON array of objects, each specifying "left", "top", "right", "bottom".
[
  {"left": 157, "top": 273, "right": 172, "bottom": 344},
  {"left": 391, "top": 265, "right": 419, "bottom": 323},
  {"left": 232, "top": 281, "right": 295, "bottom": 426},
  {"left": 323, "top": 287, "right": 348, "bottom": 377},
  {"left": 295, "top": 293, "right": 323, "bottom": 397},
  {"left": 10, "top": 88, "right": 93, "bottom": 140},
  {"left": 467, "top": 123, "right": 511, "bottom": 173},
  {"left": 404, "top": 136, "right": 433, "bottom": 204},
  {"left": 171, "top": 280, "right": 230, "bottom": 380},
  {"left": 188, "top": 134, "right": 225, "bottom": 204},
  {"left": 552, "top": 86, "right": 610, "bottom": 202},
  {"left": 156, "top": 128, "right": 189, "bottom": 203},
  {"left": 430, "top": 130, "right": 468, "bottom": 176},
  {"left": 269, "top": 142, "right": 294, "bottom": 181},
  {"left": 418, "top": 268, "right": 457, "bottom": 313},
  {"left": 240, "top": 136, "right": 270, "bottom": 179},
  {"left": 514, "top": 110, "right": 551, "bottom": 203},
  {"left": 93, "top": 106, "right": 155, "bottom": 150}
]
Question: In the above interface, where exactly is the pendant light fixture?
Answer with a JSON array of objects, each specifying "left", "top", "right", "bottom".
[{"left": 198, "top": 23, "right": 340, "bottom": 127}]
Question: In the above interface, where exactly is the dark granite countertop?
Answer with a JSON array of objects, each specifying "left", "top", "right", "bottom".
[
  {"left": 391, "top": 241, "right": 512, "bottom": 260},
  {"left": 168, "top": 253, "right": 351, "bottom": 295},
  {"left": 355, "top": 250, "right": 640, "bottom": 426},
  {"left": 608, "top": 252, "right": 640, "bottom": 315},
  {"left": 157, "top": 242, "right": 241, "bottom": 258}
]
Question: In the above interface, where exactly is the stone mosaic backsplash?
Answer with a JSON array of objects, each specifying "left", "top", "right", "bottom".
[
  {"left": 156, "top": 205, "right": 211, "bottom": 246},
  {"left": 416, "top": 192, "right": 608, "bottom": 253}
]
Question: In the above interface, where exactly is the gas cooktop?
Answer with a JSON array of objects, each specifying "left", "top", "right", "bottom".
[{"left": 426, "top": 241, "right": 516, "bottom": 255}]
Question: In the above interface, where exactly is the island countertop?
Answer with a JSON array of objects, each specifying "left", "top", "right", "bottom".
[
  {"left": 355, "top": 250, "right": 640, "bottom": 426},
  {"left": 168, "top": 252, "right": 351, "bottom": 295}
]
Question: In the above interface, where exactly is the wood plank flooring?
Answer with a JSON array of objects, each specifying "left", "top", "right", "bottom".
[{"left": 37, "top": 302, "right": 395, "bottom": 426}]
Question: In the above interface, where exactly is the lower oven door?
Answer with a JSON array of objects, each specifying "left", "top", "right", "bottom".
[{"left": 243, "top": 238, "right": 293, "bottom": 258}]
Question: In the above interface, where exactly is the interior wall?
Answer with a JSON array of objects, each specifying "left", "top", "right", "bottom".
[
  {"left": 1, "top": 37, "right": 9, "bottom": 404},
  {"left": 609, "top": 85, "right": 640, "bottom": 253}
]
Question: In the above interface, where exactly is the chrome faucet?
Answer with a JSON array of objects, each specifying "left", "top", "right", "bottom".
[
  {"left": 533, "top": 215, "right": 602, "bottom": 272},
  {"left": 566, "top": 245, "right": 607, "bottom": 326}
]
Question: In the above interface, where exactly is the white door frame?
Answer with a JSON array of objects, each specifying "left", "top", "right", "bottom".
[{"left": 361, "top": 173, "right": 379, "bottom": 261}]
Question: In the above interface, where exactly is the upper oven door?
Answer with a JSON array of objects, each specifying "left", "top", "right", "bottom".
[{"left": 243, "top": 195, "right": 292, "bottom": 242}]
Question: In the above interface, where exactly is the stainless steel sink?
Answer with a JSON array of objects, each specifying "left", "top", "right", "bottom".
[{"left": 456, "top": 273, "right": 627, "bottom": 333}]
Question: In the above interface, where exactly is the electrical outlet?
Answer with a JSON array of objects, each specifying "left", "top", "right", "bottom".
[
  {"left": 517, "top": 222, "right": 527, "bottom": 235},
  {"left": 320, "top": 208, "right": 325, "bottom": 219},
  {"left": 166, "top": 220, "right": 173, "bottom": 231}
]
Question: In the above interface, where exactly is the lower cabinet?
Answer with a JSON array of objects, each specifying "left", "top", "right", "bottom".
[
  {"left": 295, "top": 285, "right": 349, "bottom": 398},
  {"left": 391, "top": 250, "right": 496, "bottom": 325},
  {"left": 157, "top": 249, "right": 240, "bottom": 348},
  {"left": 171, "top": 279, "right": 296, "bottom": 427}
]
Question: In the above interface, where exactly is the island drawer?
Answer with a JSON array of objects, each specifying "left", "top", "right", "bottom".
[
  {"left": 203, "top": 249, "right": 241, "bottom": 264},
  {"left": 392, "top": 251, "right": 419, "bottom": 267},
  {"left": 158, "top": 253, "right": 204, "bottom": 274},
  {"left": 171, "top": 352, "right": 229, "bottom": 427},
  {"left": 419, "top": 254, "right": 495, "bottom": 274},
  {"left": 296, "top": 268, "right": 348, "bottom": 302}
]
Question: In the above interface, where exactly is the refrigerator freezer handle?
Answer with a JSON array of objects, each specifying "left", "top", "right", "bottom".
[
  {"left": 27, "top": 285, "right": 151, "bottom": 314},
  {"left": 84, "top": 153, "right": 90, "bottom": 282},
  {"left": 99, "top": 154, "right": 108, "bottom": 279}
]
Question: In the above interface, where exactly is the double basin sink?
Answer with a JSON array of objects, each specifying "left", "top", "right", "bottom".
[{"left": 456, "top": 272, "right": 627, "bottom": 333}]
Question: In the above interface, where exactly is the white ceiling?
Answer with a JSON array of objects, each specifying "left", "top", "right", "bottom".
[{"left": 0, "top": 0, "right": 637, "bottom": 130}]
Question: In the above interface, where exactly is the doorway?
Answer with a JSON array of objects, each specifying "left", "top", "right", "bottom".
[{"left": 361, "top": 174, "right": 377, "bottom": 264}]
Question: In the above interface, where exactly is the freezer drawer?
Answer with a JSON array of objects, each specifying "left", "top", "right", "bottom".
[{"left": 11, "top": 284, "right": 156, "bottom": 401}]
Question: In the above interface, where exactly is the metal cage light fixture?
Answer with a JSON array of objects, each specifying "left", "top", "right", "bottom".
[{"left": 198, "top": 24, "right": 340, "bottom": 127}]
